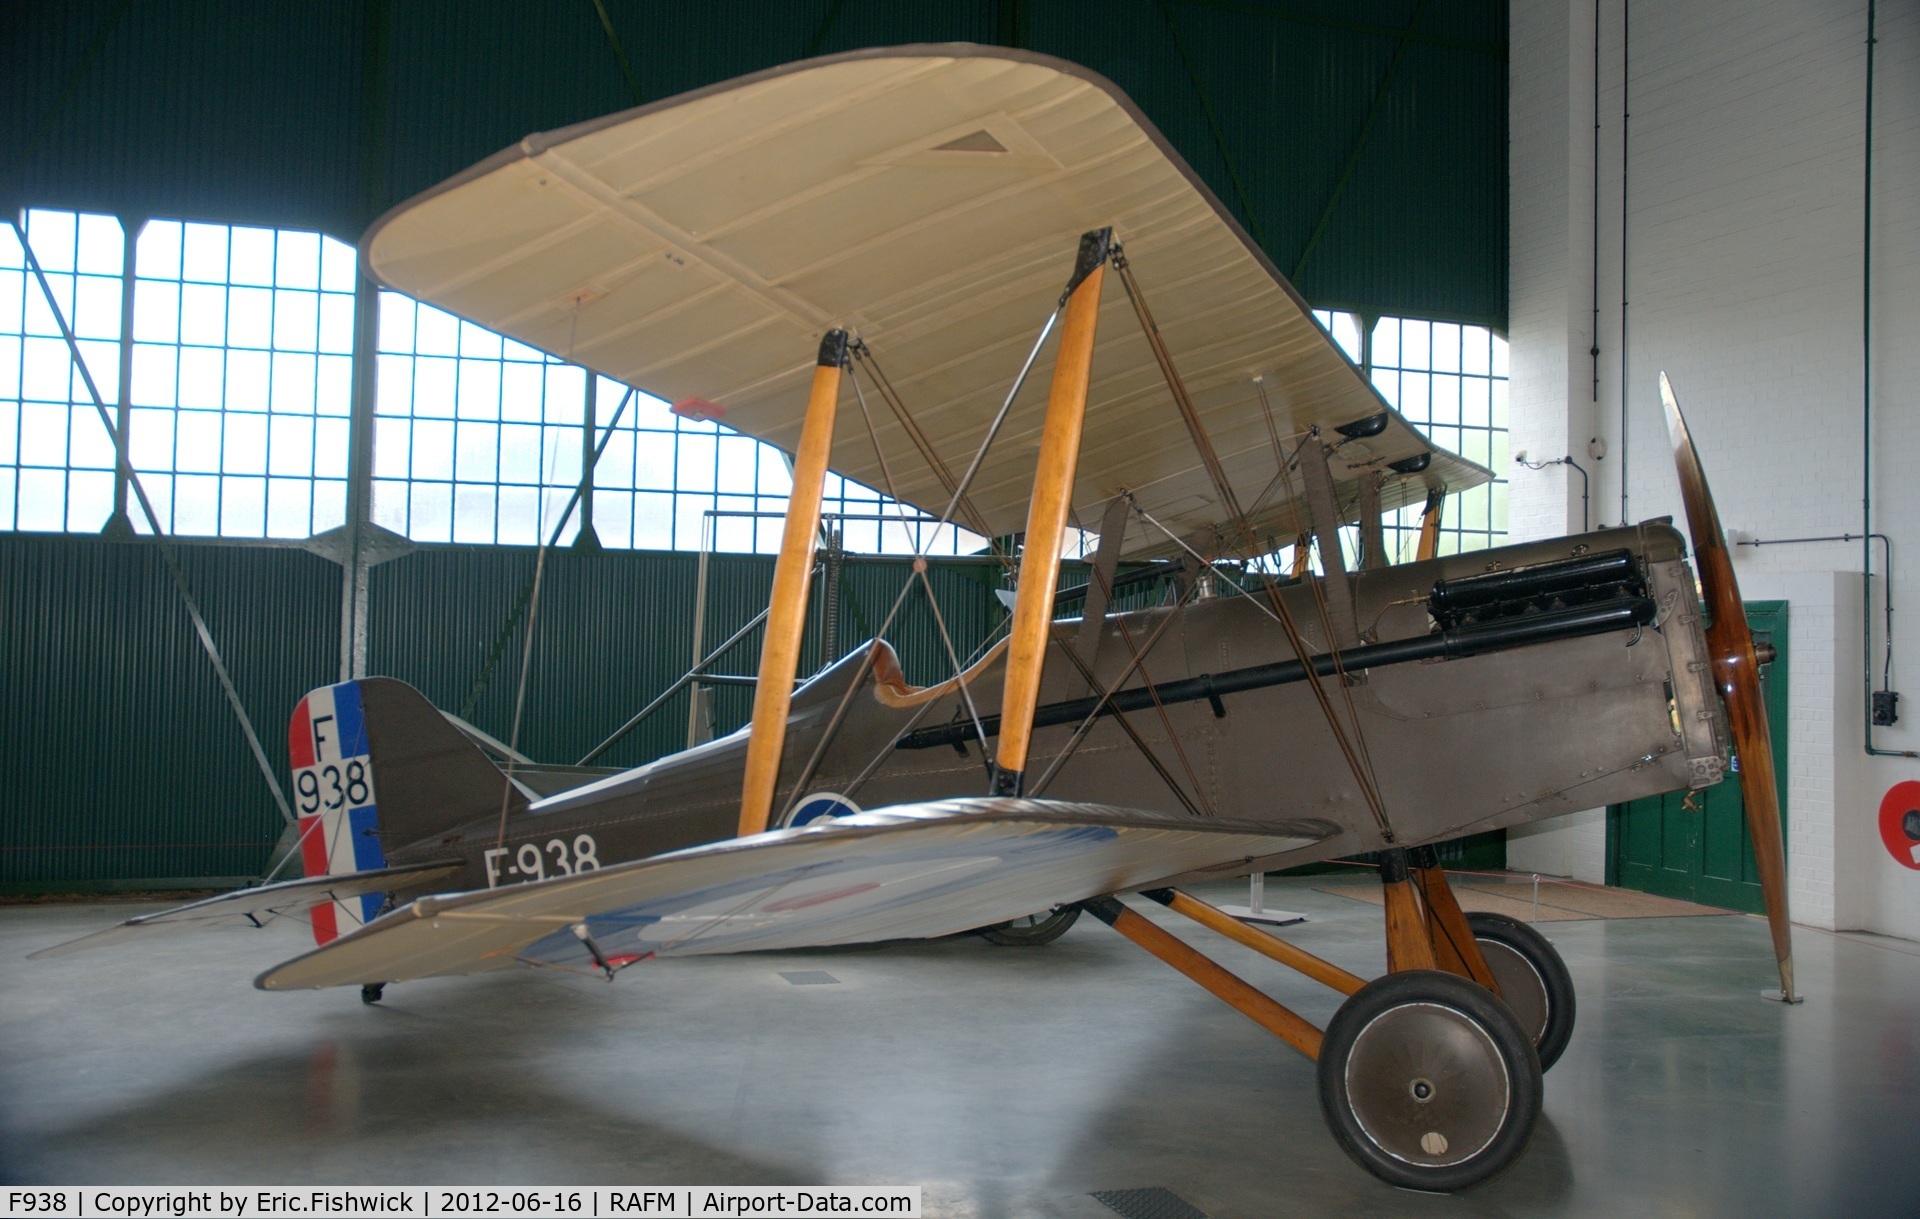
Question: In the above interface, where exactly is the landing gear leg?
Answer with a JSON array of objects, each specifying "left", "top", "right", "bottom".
[
  {"left": 1087, "top": 887, "right": 1544, "bottom": 1191},
  {"left": 1406, "top": 846, "right": 1577, "bottom": 1070}
]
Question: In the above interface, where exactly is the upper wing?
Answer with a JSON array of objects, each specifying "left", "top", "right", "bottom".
[
  {"left": 361, "top": 46, "right": 1487, "bottom": 557},
  {"left": 256, "top": 799, "right": 1334, "bottom": 990},
  {"left": 28, "top": 861, "right": 464, "bottom": 959}
]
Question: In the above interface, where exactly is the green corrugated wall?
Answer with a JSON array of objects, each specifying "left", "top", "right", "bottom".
[
  {"left": 0, "top": 535, "right": 341, "bottom": 887},
  {"left": 366, "top": 546, "right": 1006, "bottom": 771},
  {"left": 0, "top": 535, "right": 1007, "bottom": 888},
  {"left": 5, "top": 0, "right": 1508, "bottom": 326}
]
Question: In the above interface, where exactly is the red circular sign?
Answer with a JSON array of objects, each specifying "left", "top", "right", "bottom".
[{"left": 1879, "top": 781, "right": 1920, "bottom": 870}]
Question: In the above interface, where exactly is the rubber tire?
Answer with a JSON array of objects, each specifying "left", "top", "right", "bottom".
[
  {"left": 1318, "top": 970, "right": 1543, "bottom": 1193},
  {"left": 1467, "top": 912, "right": 1576, "bottom": 1072},
  {"left": 976, "top": 904, "right": 1082, "bottom": 946}
]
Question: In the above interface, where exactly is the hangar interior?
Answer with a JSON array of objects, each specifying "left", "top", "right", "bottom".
[{"left": 4, "top": 1, "right": 1918, "bottom": 1213}]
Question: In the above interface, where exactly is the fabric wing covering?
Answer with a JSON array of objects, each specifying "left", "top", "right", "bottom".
[
  {"left": 362, "top": 45, "right": 1488, "bottom": 557},
  {"left": 255, "top": 799, "right": 1333, "bottom": 990}
]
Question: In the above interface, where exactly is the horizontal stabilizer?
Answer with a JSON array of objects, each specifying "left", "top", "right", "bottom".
[
  {"left": 28, "top": 861, "right": 465, "bottom": 959},
  {"left": 255, "top": 798, "right": 1334, "bottom": 990}
]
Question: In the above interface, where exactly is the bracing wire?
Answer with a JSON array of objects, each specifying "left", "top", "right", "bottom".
[
  {"left": 769, "top": 310, "right": 1062, "bottom": 816},
  {"left": 1114, "top": 246, "right": 1395, "bottom": 838}
]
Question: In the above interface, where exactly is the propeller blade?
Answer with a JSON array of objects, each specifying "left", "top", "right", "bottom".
[{"left": 1660, "top": 372, "right": 1796, "bottom": 1001}]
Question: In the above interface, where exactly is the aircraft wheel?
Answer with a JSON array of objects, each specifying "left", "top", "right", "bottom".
[
  {"left": 360, "top": 984, "right": 385, "bottom": 1005},
  {"left": 1467, "top": 912, "right": 1576, "bottom": 1071},
  {"left": 1318, "top": 970, "right": 1541, "bottom": 1192},
  {"left": 976, "top": 905, "right": 1081, "bottom": 946}
]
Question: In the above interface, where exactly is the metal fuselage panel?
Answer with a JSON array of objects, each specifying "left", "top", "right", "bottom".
[{"left": 392, "top": 523, "right": 1724, "bottom": 893}]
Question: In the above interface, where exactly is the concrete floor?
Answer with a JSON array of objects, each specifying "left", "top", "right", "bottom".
[{"left": 3, "top": 876, "right": 1918, "bottom": 1217}]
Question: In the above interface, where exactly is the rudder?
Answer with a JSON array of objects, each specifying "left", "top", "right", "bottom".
[{"left": 289, "top": 678, "right": 525, "bottom": 944}]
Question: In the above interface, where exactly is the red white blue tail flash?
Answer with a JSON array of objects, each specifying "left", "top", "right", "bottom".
[{"left": 289, "top": 682, "right": 386, "bottom": 944}]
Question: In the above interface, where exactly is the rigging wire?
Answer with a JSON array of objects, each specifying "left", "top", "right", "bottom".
[
  {"left": 850, "top": 338, "right": 1009, "bottom": 565},
  {"left": 1029, "top": 582, "right": 1207, "bottom": 807},
  {"left": 1112, "top": 247, "right": 1394, "bottom": 838},
  {"left": 1031, "top": 618, "right": 1207, "bottom": 815},
  {"left": 495, "top": 315, "right": 599, "bottom": 848},
  {"left": 1263, "top": 426, "right": 1391, "bottom": 824},
  {"left": 769, "top": 309, "right": 1063, "bottom": 816}
]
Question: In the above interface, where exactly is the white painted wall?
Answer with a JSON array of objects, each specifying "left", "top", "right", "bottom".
[{"left": 1508, "top": 0, "right": 1920, "bottom": 939}]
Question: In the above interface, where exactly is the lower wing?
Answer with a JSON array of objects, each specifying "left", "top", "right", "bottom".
[
  {"left": 29, "top": 861, "right": 465, "bottom": 959},
  {"left": 256, "top": 798, "right": 1335, "bottom": 990}
]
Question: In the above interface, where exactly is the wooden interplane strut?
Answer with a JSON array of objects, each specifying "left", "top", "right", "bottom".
[
  {"left": 993, "top": 228, "right": 1110, "bottom": 795},
  {"left": 1358, "top": 471, "right": 1387, "bottom": 570},
  {"left": 1416, "top": 487, "right": 1446, "bottom": 562},
  {"left": 738, "top": 330, "right": 847, "bottom": 837}
]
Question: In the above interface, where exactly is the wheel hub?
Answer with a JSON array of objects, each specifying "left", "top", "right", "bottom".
[
  {"left": 1479, "top": 939, "right": 1551, "bottom": 1044},
  {"left": 1345, "top": 1001, "right": 1511, "bottom": 1168}
]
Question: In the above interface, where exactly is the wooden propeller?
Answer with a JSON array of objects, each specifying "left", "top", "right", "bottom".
[{"left": 1660, "top": 372, "right": 1796, "bottom": 1001}]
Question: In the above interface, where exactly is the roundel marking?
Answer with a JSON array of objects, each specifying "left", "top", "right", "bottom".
[{"left": 784, "top": 792, "right": 861, "bottom": 829}]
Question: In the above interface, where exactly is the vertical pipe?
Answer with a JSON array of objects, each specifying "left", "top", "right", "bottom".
[
  {"left": 1591, "top": 0, "right": 1601, "bottom": 408},
  {"left": 574, "top": 371, "right": 601, "bottom": 551},
  {"left": 688, "top": 512, "right": 712, "bottom": 749},
  {"left": 737, "top": 330, "right": 847, "bottom": 836},
  {"left": 991, "top": 230, "right": 1110, "bottom": 796},
  {"left": 1864, "top": 0, "right": 1891, "bottom": 756},
  {"left": 342, "top": 271, "right": 381, "bottom": 681},
  {"left": 1619, "top": 0, "right": 1631, "bottom": 526},
  {"left": 104, "top": 217, "right": 141, "bottom": 537}
]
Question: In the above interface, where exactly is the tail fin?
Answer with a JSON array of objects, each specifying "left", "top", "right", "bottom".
[{"left": 289, "top": 678, "right": 525, "bottom": 943}]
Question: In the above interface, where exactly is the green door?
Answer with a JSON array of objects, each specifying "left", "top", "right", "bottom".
[{"left": 1607, "top": 601, "right": 1788, "bottom": 914}]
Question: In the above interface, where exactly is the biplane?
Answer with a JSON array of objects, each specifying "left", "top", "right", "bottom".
[{"left": 36, "top": 46, "right": 1796, "bottom": 1192}]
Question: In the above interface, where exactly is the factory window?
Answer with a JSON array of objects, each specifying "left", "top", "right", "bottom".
[
  {"left": 0, "top": 211, "right": 120, "bottom": 531},
  {"left": 7, "top": 210, "right": 1483, "bottom": 563},
  {"left": 2, "top": 210, "right": 982, "bottom": 556},
  {"left": 371, "top": 294, "right": 587, "bottom": 547},
  {"left": 371, "top": 293, "right": 987, "bottom": 556},
  {"left": 127, "top": 220, "right": 357, "bottom": 537},
  {"left": 0, "top": 209, "right": 356, "bottom": 537},
  {"left": 585, "top": 378, "right": 982, "bottom": 555},
  {"left": 1313, "top": 309, "right": 1509, "bottom": 562},
  {"left": 1370, "top": 316, "right": 1508, "bottom": 558}
]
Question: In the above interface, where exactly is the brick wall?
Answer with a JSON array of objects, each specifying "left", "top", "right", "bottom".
[{"left": 1508, "top": 0, "right": 1920, "bottom": 938}]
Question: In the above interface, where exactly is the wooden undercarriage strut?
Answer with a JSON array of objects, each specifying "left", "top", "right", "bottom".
[
  {"left": 1088, "top": 863, "right": 1546, "bottom": 1191},
  {"left": 1086, "top": 853, "right": 1497, "bottom": 1066}
]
